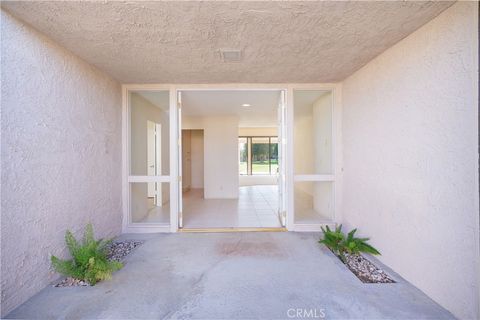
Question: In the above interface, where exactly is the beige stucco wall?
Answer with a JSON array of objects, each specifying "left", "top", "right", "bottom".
[
  {"left": 341, "top": 2, "right": 479, "bottom": 319},
  {"left": 1, "top": 10, "right": 122, "bottom": 316}
]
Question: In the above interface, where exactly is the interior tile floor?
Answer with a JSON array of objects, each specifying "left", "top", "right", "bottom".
[
  {"left": 138, "top": 202, "right": 170, "bottom": 223},
  {"left": 293, "top": 187, "right": 334, "bottom": 224},
  {"left": 136, "top": 184, "right": 334, "bottom": 226},
  {"left": 183, "top": 185, "right": 282, "bottom": 228}
]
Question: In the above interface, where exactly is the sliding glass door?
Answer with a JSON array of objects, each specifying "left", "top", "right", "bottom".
[{"left": 238, "top": 137, "right": 278, "bottom": 176}]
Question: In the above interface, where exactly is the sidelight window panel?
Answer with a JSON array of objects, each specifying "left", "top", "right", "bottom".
[
  {"left": 293, "top": 90, "right": 333, "bottom": 175},
  {"left": 129, "top": 90, "right": 170, "bottom": 176},
  {"left": 130, "top": 182, "right": 170, "bottom": 224}
]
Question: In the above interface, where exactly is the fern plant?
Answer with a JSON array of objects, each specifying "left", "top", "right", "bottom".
[
  {"left": 51, "top": 224, "right": 122, "bottom": 285},
  {"left": 319, "top": 224, "right": 380, "bottom": 263},
  {"left": 319, "top": 225, "right": 345, "bottom": 256}
]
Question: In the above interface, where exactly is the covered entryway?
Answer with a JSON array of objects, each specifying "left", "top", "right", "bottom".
[{"left": 123, "top": 86, "right": 339, "bottom": 233}]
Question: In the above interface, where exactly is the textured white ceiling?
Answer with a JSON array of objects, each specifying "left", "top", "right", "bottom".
[
  {"left": 1, "top": 1, "right": 453, "bottom": 83},
  {"left": 182, "top": 90, "right": 280, "bottom": 127}
]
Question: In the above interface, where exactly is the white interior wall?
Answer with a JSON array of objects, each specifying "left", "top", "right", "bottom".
[
  {"left": 312, "top": 94, "right": 334, "bottom": 220},
  {"left": 238, "top": 127, "right": 277, "bottom": 136},
  {"left": 1, "top": 11, "right": 122, "bottom": 316},
  {"left": 239, "top": 176, "right": 277, "bottom": 186},
  {"left": 341, "top": 2, "right": 479, "bottom": 319},
  {"left": 183, "top": 116, "right": 239, "bottom": 198},
  {"left": 313, "top": 94, "right": 333, "bottom": 174},
  {"left": 294, "top": 92, "right": 333, "bottom": 175},
  {"left": 294, "top": 100, "right": 315, "bottom": 175},
  {"left": 312, "top": 182, "right": 333, "bottom": 220}
]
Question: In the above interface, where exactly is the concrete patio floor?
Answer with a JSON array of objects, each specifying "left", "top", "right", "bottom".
[{"left": 7, "top": 232, "right": 453, "bottom": 319}]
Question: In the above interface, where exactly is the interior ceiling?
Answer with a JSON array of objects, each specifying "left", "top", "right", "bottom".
[
  {"left": 293, "top": 90, "right": 330, "bottom": 113},
  {"left": 135, "top": 91, "right": 170, "bottom": 112},
  {"left": 182, "top": 90, "right": 280, "bottom": 127},
  {"left": 1, "top": 1, "right": 453, "bottom": 84}
]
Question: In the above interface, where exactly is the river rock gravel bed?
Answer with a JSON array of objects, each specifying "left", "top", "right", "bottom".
[
  {"left": 55, "top": 277, "right": 90, "bottom": 287},
  {"left": 106, "top": 240, "right": 144, "bottom": 262},
  {"left": 54, "top": 240, "right": 144, "bottom": 287},
  {"left": 345, "top": 253, "right": 395, "bottom": 283}
]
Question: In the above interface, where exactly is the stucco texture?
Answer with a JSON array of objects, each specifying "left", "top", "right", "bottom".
[
  {"left": 1, "top": 11, "right": 122, "bottom": 316},
  {"left": 1, "top": 1, "right": 453, "bottom": 83},
  {"left": 341, "top": 2, "right": 479, "bottom": 319}
]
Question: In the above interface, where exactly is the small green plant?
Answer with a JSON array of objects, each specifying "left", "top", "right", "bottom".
[
  {"left": 319, "top": 225, "right": 380, "bottom": 263},
  {"left": 51, "top": 224, "right": 122, "bottom": 285}
]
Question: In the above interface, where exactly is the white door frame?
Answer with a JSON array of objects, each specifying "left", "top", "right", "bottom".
[
  {"left": 122, "top": 83, "right": 341, "bottom": 233},
  {"left": 278, "top": 90, "right": 287, "bottom": 227},
  {"left": 155, "top": 122, "right": 163, "bottom": 206}
]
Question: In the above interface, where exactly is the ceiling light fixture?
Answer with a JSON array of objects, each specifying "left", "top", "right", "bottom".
[{"left": 242, "top": 103, "right": 251, "bottom": 107}]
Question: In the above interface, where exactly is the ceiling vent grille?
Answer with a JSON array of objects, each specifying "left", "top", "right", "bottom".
[{"left": 219, "top": 49, "right": 243, "bottom": 62}]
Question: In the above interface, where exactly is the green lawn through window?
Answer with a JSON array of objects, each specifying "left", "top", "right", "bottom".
[{"left": 239, "top": 160, "right": 278, "bottom": 175}]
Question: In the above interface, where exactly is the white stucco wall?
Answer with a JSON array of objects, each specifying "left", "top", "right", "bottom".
[
  {"left": 1, "top": 11, "right": 122, "bottom": 316},
  {"left": 341, "top": 2, "right": 479, "bottom": 319}
]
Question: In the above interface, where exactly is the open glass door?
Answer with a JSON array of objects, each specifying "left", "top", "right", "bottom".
[
  {"left": 278, "top": 90, "right": 287, "bottom": 227},
  {"left": 177, "top": 91, "right": 183, "bottom": 229}
]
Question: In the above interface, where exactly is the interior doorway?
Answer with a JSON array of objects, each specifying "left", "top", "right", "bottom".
[
  {"left": 178, "top": 90, "right": 286, "bottom": 229},
  {"left": 182, "top": 129, "right": 205, "bottom": 193}
]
